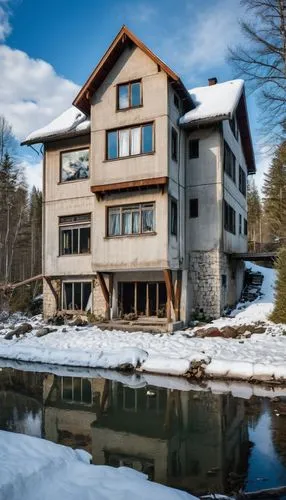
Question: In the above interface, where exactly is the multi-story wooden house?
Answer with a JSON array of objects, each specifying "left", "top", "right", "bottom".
[{"left": 23, "top": 26, "right": 256, "bottom": 329}]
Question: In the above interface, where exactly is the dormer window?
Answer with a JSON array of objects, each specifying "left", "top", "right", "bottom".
[{"left": 117, "top": 80, "right": 142, "bottom": 110}]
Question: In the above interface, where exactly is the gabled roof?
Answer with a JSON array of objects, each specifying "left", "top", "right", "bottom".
[
  {"left": 21, "top": 106, "right": 90, "bottom": 146},
  {"left": 73, "top": 25, "right": 193, "bottom": 115},
  {"left": 180, "top": 79, "right": 256, "bottom": 174}
]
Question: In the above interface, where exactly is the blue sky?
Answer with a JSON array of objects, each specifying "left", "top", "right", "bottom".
[{"left": 0, "top": 0, "right": 269, "bottom": 190}]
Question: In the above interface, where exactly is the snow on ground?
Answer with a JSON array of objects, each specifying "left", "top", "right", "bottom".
[
  {"left": 0, "top": 430, "right": 194, "bottom": 500},
  {"left": 0, "top": 263, "right": 285, "bottom": 382}
]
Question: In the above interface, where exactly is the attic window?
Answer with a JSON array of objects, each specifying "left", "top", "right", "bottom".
[{"left": 117, "top": 80, "right": 142, "bottom": 110}]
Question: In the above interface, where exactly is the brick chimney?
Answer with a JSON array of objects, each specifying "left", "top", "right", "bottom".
[{"left": 208, "top": 77, "right": 218, "bottom": 86}]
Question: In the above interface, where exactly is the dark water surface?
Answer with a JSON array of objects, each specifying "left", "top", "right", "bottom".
[{"left": 0, "top": 364, "right": 286, "bottom": 496}]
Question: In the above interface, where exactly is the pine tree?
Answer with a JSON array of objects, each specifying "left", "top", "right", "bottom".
[
  {"left": 263, "top": 142, "right": 286, "bottom": 241},
  {"left": 247, "top": 178, "right": 262, "bottom": 250},
  {"left": 270, "top": 246, "right": 286, "bottom": 323}
]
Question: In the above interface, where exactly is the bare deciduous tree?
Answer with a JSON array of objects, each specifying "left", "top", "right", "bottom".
[{"left": 229, "top": 0, "right": 286, "bottom": 141}]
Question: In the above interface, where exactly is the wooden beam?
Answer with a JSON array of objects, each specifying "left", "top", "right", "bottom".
[
  {"left": 174, "top": 270, "right": 182, "bottom": 321},
  {"left": 43, "top": 276, "right": 59, "bottom": 309},
  {"left": 0, "top": 274, "right": 43, "bottom": 291},
  {"left": 97, "top": 272, "right": 109, "bottom": 305},
  {"left": 91, "top": 176, "right": 168, "bottom": 196},
  {"left": 109, "top": 273, "right": 114, "bottom": 312},
  {"left": 163, "top": 269, "right": 175, "bottom": 322}
]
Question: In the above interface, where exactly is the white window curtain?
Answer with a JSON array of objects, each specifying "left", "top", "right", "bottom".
[
  {"left": 131, "top": 127, "right": 141, "bottom": 155},
  {"left": 132, "top": 211, "right": 140, "bottom": 233},
  {"left": 142, "top": 209, "right": 154, "bottom": 232},
  {"left": 122, "top": 211, "right": 132, "bottom": 234},
  {"left": 119, "top": 129, "right": 129, "bottom": 157},
  {"left": 109, "top": 211, "right": 120, "bottom": 235}
]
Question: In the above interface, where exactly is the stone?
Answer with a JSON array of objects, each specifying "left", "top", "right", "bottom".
[
  {"left": 36, "top": 327, "right": 57, "bottom": 337},
  {"left": 69, "top": 316, "right": 88, "bottom": 327},
  {"left": 195, "top": 327, "right": 222, "bottom": 338},
  {"left": 4, "top": 322, "right": 32, "bottom": 340},
  {"left": 220, "top": 326, "right": 238, "bottom": 338}
]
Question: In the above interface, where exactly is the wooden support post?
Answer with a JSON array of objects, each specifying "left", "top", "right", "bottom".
[
  {"left": 44, "top": 276, "right": 59, "bottom": 310},
  {"left": 109, "top": 273, "right": 113, "bottom": 317},
  {"left": 146, "top": 283, "right": 149, "bottom": 316},
  {"left": 163, "top": 269, "right": 175, "bottom": 322},
  {"left": 97, "top": 272, "right": 110, "bottom": 319},
  {"left": 174, "top": 270, "right": 182, "bottom": 321}
]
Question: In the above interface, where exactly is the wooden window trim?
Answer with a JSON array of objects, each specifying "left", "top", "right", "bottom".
[
  {"left": 106, "top": 122, "right": 154, "bottom": 161},
  {"left": 58, "top": 213, "right": 91, "bottom": 256},
  {"left": 106, "top": 202, "right": 156, "bottom": 237},
  {"left": 116, "top": 79, "right": 143, "bottom": 111},
  {"left": 59, "top": 146, "right": 90, "bottom": 184}
]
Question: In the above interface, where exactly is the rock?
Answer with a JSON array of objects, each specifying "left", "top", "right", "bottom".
[
  {"left": 69, "top": 316, "right": 88, "bottom": 327},
  {"left": 4, "top": 322, "right": 32, "bottom": 339},
  {"left": 0, "top": 311, "right": 9, "bottom": 322},
  {"left": 47, "top": 314, "right": 65, "bottom": 326},
  {"left": 195, "top": 327, "right": 222, "bottom": 338},
  {"left": 36, "top": 327, "right": 57, "bottom": 338},
  {"left": 118, "top": 363, "right": 134, "bottom": 371},
  {"left": 220, "top": 326, "right": 238, "bottom": 338}
]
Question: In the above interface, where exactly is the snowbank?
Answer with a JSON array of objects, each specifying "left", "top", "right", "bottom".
[
  {"left": 0, "top": 263, "right": 284, "bottom": 383},
  {"left": 0, "top": 430, "right": 195, "bottom": 500}
]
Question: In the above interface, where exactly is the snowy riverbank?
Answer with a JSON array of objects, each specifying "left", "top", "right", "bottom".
[
  {"left": 0, "top": 263, "right": 285, "bottom": 383},
  {"left": 0, "top": 430, "right": 195, "bottom": 500}
]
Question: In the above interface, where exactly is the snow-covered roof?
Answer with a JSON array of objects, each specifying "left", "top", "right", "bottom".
[
  {"left": 22, "top": 106, "right": 90, "bottom": 145},
  {"left": 180, "top": 79, "right": 244, "bottom": 126}
]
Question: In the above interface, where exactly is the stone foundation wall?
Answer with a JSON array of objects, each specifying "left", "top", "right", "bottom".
[{"left": 93, "top": 277, "right": 107, "bottom": 318}]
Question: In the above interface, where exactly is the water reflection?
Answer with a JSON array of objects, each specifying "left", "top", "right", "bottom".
[{"left": 0, "top": 367, "right": 285, "bottom": 496}]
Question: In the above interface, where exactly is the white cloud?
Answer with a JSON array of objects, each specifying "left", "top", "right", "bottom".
[
  {"left": 126, "top": 3, "right": 156, "bottom": 23},
  {"left": 0, "top": 44, "right": 80, "bottom": 140},
  {"left": 0, "top": 2, "right": 11, "bottom": 41},
  {"left": 157, "top": 0, "right": 242, "bottom": 77},
  {"left": 21, "top": 159, "right": 43, "bottom": 191}
]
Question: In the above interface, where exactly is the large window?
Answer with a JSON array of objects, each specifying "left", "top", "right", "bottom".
[
  {"left": 117, "top": 81, "right": 142, "bottom": 110},
  {"left": 171, "top": 199, "right": 178, "bottom": 236},
  {"left": 239, "top": 166, "right": 246, "bottom": 196},
  {"left": 61, "top": 377, "right": 92, "bottom": 405},
  {"left": 107, "top": 123, "right": 154, "bottom": 160},
  {"left": 107, "top": 203, "right": 155, "bottom": 237},
  {"left": 60, "top": 148, "right": 89, "bottom": 182},
  {"left": 59, "top": 213, "right": 91, "bottom": 255},
  {"left": 224, "top": 142, "right": 236, "bottom": 183},
  {"left": 224, "top": 200, "right": 236, "bottom": 234},
  {"left": 62, "top": 281, "right": 92, "bottom": 312}
]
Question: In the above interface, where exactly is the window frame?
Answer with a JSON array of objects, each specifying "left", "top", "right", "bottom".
[
  {"left": 117, "top": 80, "right": 142, "bottom": 111},
  {"left": 224, "top": 200, "right": 236, "bottom": 235},
  {"left": 106, "top": 122, "right": 154, "bottom": 160},
  {"left": 106, "top": 202, "right": 156, "bottom": 238},
  {"left": 189, "top": 198, "right": 199, "bottom": 218},
  {"left": 170, "top": 198, "right": 178, "bottom": 236},
  {"left": 59, "top": 213, "right": 91, "bottom": 256},
  {"left": 189, "top": 139, "right": 199, "bottom": 159},
  {"left": 224, "top": 141, "right": 236, "bottom": 184},
  {"left": 61, "top": 280, "right": 92, "bottom": 313},
  {"left": 239, "top": 213, "right": 242, "bottom": 234},
  {"left": 171, "top": 127, "right": 178, "bottom": 162},
  {"left": 239, "top": 165, "right": 247, "bottom": 197},
  {"left": 59, "top": 147, "right": 90, "bottom": 184}
]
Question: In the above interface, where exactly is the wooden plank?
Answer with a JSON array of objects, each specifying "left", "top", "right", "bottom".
[
  {"left": 97, "top": 272, "right": 109, "bottom": 305},
  {"left": 163, "top": 270, "right": 175, "bottom": 322},
  {"left": 0, "top": 274, "right": 43, "bottom": 291},
  {"left": 91, "top": 176, "right": 168, "bottom": 195},
  {"left": 174, "top": 270, "right": 182, "bottom": 321},
  {"left": 109, "top": 273, "right": 114, "bottom": 311}
]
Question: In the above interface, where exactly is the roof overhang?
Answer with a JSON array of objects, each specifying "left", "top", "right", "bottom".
[
  {"left": 91, "top": 176, "right": 168, "bottom": 199},
  {"left": 73, "top": 25, "right": 193, "bottom": 115},
  {"left": 21, "top": 128, "right": 90, "bottom": 147}
]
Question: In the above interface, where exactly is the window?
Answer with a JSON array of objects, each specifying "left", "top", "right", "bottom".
[
  {"left": 62, "top": 281, "right": 92, "bottom": 311},
  {"left": 229, "top": 115, "right": 238, "bottom": 139},
  {"left": 117, "top": 80, "right": 142, "bottom": 110},
  {"left": 107, "top": 123, "right": 154, "bottom": 160},
  {"left": 244, "top": 218, "right": 248, "bottom": 236},
  {"left": 239, "top": 166, "right": 246, "bottom": 196},
  {"left": 189, "top": 198, "right": 198, "bottom": 218},
  {"left": 222, "top": 274, "right": 227, "bottom": 288},
  {"left": 59, "top": 213, "right": 91, "bottom": 255},
  {"left": 224, "top": 200, "right": 236, "bottom": 234},
  {"left": 189, "top": 139, "right": 199, "bottom": 159},
  {"left": 61, "top": 377, "right": 92, "bottom": 404},
  {"left": 171, "top": 127, "right": 178, "bottom": 161},
  {"left": 171, "top": 199, "right": 178, "bottom": 236},
  {"left": 239, "top": 214, "right": 242, "bottom": 234},
  {"left": 224, "top": 142, "right": 236, "bottom": 183},
  {"left": 174, "top": 93, "right": 179, "bottom": 109},
  {"left": 107, "top": 203, "right": 155, "bottom": 237},
  {"left": 60, "top": 148, "right": 89, "bottom": 182}
]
